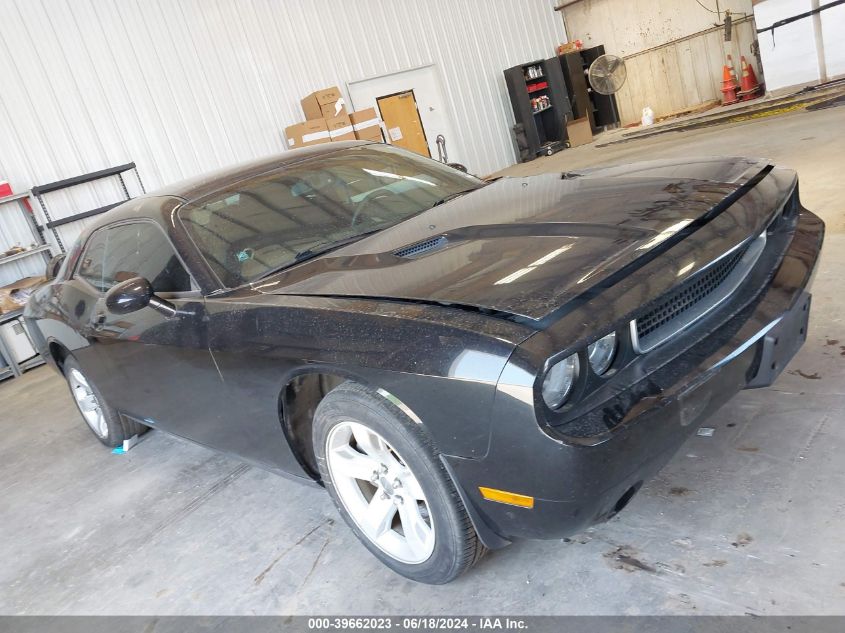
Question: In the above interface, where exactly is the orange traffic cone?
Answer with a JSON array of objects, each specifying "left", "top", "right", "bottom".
[
  {"left": 721, "top": 64, "right": 739, "bottom": 105},
  {"left": 737, "top": 56, "right": 761, "bottom": 101},
  {"left": 726, "top": 55, "right": 739, "bottom": 86},
  {"left": 746, "top": 58, "right": 761, "bottom": 89}
]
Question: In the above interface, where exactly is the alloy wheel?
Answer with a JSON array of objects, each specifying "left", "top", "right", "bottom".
[
  {"left": 68, "top": 368, "right": 108, "bottom": 439},
  {"left": 326, "top": 421, "right": 435, "bottom": 564}
]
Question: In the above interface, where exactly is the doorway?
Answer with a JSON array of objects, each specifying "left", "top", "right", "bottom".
[
  {"left": 376, "top": 90, "right": 430, "bottom": 157},
  {"left": 347, "top": 65, "right": 462, "bottom": 166}
]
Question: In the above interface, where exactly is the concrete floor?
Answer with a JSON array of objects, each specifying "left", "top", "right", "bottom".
[{"left": 2, "top": 106, "right": 844, "bottom": 615}]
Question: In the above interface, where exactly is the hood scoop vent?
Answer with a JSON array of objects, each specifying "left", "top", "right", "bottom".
[{"left": 393, "top": 235, "right": 448, "bottom": 259}]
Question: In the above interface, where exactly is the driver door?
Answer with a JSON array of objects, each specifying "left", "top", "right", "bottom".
[{"left": 81, "top": 221, "right": 216, "bottom": 433}]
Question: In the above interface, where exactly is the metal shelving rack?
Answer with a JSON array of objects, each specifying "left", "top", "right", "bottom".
[
  {"left": 0, "top": 307, "right": 44, "bottom": 382},
  {"left": 0, "top": 191, "right": 53, "bottom": 272},
  {"left": 31, "top": 163, "right": 145, "bottom": 253},
  {"left": 0, "top": 191, "right": 53, "bottom": 381},
  {"left": 0, "top": 163, "right": 144, "bottom": 381},
  {"left": 0, "top": 331, "right": 15, "bottom": 381}
]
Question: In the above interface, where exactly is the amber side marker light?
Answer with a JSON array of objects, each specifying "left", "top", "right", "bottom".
[{"left": 479, "top": 486, "right": 534, "bottom": 508}]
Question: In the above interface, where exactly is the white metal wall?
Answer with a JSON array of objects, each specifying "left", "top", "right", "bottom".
[{"left": 0, "top": 0, "right": 565, "bottom": 251}]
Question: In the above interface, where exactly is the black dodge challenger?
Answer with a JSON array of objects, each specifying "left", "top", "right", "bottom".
[{"left": 25, "top": 142, "right": 823, "bottom": 584}]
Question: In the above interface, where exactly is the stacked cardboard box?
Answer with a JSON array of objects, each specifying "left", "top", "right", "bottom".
[
  {"left": 349, "top": 108, "right": 382, "bottom": 142},
  {"left": 326, "top": 114, "right": 356, "bottom": 141},
  {"left": 284, "top": 86, "right": 383, "bottom": 149},
  {"left": 301, "top": 87, "right": 346, "bottom": 120},
  {"left": 284, "top": 119, "right": 330, "bottom": 149}
]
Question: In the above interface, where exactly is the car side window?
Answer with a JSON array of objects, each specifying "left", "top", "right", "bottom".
[
  {"left": 101, "top": 223, "right": 193, "bottom": 293},
  {"left": 76, "top": 230, "right": 110, "bottom": 292}
]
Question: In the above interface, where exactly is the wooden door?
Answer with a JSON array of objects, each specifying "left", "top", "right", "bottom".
[{"left": 376, "top": 91, "right": 430, "bottom": 157}]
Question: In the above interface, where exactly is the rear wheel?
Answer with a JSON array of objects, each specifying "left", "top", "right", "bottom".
[
  {"left": 313, "top": 382, "right": 485, "bottom": 584},
  {"left": 63, "top": 357, "right": 145, "bottom": 447}
]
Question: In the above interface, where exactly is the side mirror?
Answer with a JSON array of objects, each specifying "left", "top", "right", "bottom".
[
  {"left": 45, "top": 254, "right": 66, "bottom": 280},
  {"left": 105, "top": 277, "right": 177, "bottom": 317}
]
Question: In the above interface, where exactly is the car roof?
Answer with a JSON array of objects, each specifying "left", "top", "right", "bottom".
[
  {"left": 153, "top": 140, "right": 373, "bottom": 201},
  {"left": 85, "top": 140, "right": 374, "bottom": 231}
]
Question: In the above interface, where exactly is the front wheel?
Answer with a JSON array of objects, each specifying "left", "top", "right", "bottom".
[{"left": 313, "top": 382, "right": 485, "bottom": 584}]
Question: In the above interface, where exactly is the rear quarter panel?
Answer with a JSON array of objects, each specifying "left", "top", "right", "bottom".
[{"left": 25, "top": 280, "right": 98, "bottom": 374}]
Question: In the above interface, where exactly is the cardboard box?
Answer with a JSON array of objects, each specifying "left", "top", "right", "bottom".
[
  {"left": 0, "top": 276, "right": 46, "bottom": 315},
  {"left": 557, "top": 40, "right": 584, "bottom": 55},
  {"left": 301, "top": 86, "right": 343, "bottom": 120},
  {"left": 284, "top": 119, "right": 330, "bottom": 149},
  {"left": 320, "top": 100, "right": 347, "bottom": 119},
  {"left": 566, "top": 117, "right": 593, "bottom": 147},
  {"left": 349, "top": 108, "right": 382, "bottom": 142},
  {"left": 326, "top": 114, "right": 356, "bottom": 142},
  {"left": 355, "top": 125, "right": 382, "bottom": 143}
]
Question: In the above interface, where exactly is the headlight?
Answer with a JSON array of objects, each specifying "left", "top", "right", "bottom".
[
  {"left": 587, "top": 332, "right": 617, "bottom": 375},
  {"left": 542, "top": 353, "right": 580, "bottom": 409}
]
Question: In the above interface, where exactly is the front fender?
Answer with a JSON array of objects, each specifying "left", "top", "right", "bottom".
[{"left": 203, "top": 293, "right": 532, "bottom": 459}]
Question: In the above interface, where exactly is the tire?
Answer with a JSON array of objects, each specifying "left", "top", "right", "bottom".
[
  {"left": 63, "top": 357, "right": 146, "bottom": 447},
  {"left": 313, "top": 382, "right": 485, "bottom": 584}
]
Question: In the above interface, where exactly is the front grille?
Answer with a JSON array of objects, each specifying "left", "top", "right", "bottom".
[
  {"left": 636, "top": 246, "right": 748, "bottom": 341},
  {"left": 393, "top": 236, "right": 448, "bottom": 258}
]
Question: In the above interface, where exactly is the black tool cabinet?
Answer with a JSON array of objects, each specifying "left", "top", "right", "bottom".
[
  {"left": 504, "top": 58, "right": 574, "bottom": 161},
  {"left": 558, "top": 45, "right": 621, "bottom": 133}
]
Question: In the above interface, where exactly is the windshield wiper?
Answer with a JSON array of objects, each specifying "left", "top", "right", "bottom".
[
  {"left": 293, "top": 229, "right": 384, "bottom": 262},
  {"left": 253, "top": 229, "right": 382, "bottom": 281},
  {"left": 430, "top": 188, "right": 479, "bottom": 208}
]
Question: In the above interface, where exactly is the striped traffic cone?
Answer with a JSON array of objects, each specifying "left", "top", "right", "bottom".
[
  {"left": 737, "top": 56, "right": 761, "bottom": 101},
  {"left": 720, "top": 64, "right": 739, "bottom": 105},
  {"left": 726, "top": 55, "right": 739, "bottom": 86}
]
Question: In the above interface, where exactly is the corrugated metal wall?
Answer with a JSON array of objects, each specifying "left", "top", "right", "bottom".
[
  {"left": 562, "top": 0, "right": 758, "bottom": 125},
  {"left": 0, "top": 0, "right": 565, "bottom": 262}
]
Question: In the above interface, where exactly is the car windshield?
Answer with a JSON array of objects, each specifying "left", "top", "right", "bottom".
[{"left": 178, "top": 145, "right": 484, "bottom": 288}]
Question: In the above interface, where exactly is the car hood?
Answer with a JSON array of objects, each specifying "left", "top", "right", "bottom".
[{"left": 252, "top": 157, "right": 772, "bottom": 321}]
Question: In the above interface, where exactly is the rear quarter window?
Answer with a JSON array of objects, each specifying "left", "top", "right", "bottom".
[
  {"left": 75, "top": 223, "right": 193, "bottom": 294},
  {"left": 76, "top": 230, "right": 109, "bottom": 292}
]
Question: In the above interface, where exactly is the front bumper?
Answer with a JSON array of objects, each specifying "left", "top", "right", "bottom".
[{"left": 444, "top": 206, "right": 824, "bottom": 545}]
